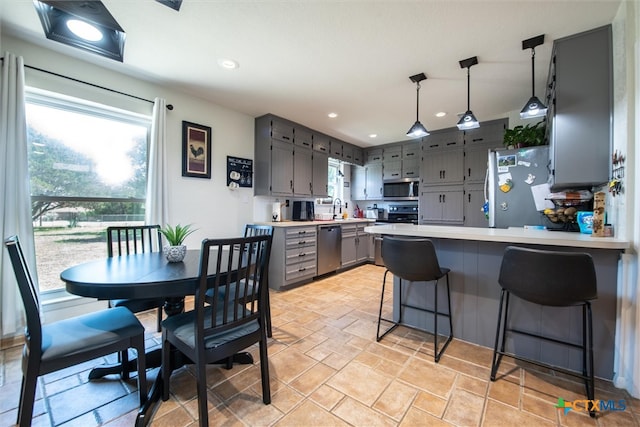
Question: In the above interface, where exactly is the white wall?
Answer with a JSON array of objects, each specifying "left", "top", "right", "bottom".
[{"left": 2, "top": 35, "right": 256, "bottom": 247}]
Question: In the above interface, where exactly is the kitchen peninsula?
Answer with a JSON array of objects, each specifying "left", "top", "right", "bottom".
[{"left": 365, "top": 223, "right": 630, "bottom": 379}]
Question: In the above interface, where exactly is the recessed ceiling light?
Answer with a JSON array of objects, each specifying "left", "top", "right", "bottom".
[
  {"left": 328, "top": 112, "right": 338, "bottom": 118},
  {"left": 217, "top": 58, "right": 238, "bottom": 69},
  {"left": 369, "top": 134, "right": 377, "bottom": 138},
  {"left": 435, "top": 112, "right": 447, "bottom": 118},
  {"left": 66, "top": 19, "right": 103, "bottom": 41}
]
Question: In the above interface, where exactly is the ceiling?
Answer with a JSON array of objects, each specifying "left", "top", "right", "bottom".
[{"left": 1, "top": 0, "right": 622, "bottom": 147}]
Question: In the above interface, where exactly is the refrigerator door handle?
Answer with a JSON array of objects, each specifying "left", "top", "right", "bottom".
[{"left": 487, "top": 150, "right": 497, "bottom": 228}]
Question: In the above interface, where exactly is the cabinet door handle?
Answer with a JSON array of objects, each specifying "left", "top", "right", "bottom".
[
  {"left": 309, "top": 183, "right": 313, "bottom": 193},
  {"left": 472, "top": 138, "right": 484, "bottom": 142},
  {"left": 298, "top": 231, "right": 306, "bottom": 234},
  {"left": 392, "top": 173, "right": 399, "bottom": 177},
  {"left": 468, "top": 168, "right": 471, "bottom": 177},
  {"left": 446, "top": 142, "right": 456, "bottom": 146},
  {"left": 299, "top": 240, "right": 306, "bottom": 245},
  {"left": 290, "top": 180, "right": 293, "bottom": 190},
  {"left": 299, "top": 267, "right": 306, "bottom": 272},
  {"left": 406, "top": 152, "right": 415, "bottom": 157},
  {"left": 406, "top": 172, "right": 414, "bottom": 176},
  {"left": 443, "top": 194, "right": 446, "bottom": 203},
  {"left": 443, "top": 170, "right": 446, "bottom": 179},
  {"left": 468, "top": 194, "right": 471, "bottom": 202},
  {"left": 439, "top": 194, "right": 442, "bottom": 203},
  {"left": 429, "top": 144, "right": 439, "bottom": 148},
  {"left": 299, "top": 253, "right": 306, "bottom": 257}
]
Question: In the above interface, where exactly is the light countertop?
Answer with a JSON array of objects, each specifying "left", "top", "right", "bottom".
[
  {"left": 257, "top": 219, "right": 375, "bottom": 228},
  {"left": 364, "top": 223, "right": 630, "bottom": 250}
]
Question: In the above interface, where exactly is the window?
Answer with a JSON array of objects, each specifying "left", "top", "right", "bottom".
[
  {"left": 26, "top": 88, "right": 151, "bottom": 293},
  {"left": 327, "top": 158, "right": 344, "bottom": 201}
]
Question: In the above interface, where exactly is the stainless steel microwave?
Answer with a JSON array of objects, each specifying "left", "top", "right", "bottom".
[{"left": 383, "top": 181, "right": 419, "bottom": 198}]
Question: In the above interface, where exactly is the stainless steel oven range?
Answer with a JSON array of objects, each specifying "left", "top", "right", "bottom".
[{"left": 387, "top": 204, "right": 419, "bottom": 224}]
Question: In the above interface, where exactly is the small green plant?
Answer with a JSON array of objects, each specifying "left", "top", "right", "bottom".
[
  {"left": 503, "top": 121, "right": 546, "bottom": 148},
  {"left": 159, "top": 224, "right": 196, "bottom": 246}
]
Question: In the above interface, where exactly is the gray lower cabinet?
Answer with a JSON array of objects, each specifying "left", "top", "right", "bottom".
[
  {"left": 464, "top": 184, "right": 488, "bottom": 227},
  {"left": 419, "top": 187, "right": 464, "bottom": 224},
  {"left": 340, "top": 223, "right": 371, "bottom": 269},
  {"left": 269, "top": 226, "right": 317, "bottom": 290}
]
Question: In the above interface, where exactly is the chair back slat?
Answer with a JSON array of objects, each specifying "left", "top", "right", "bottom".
[
  {"left": 4, "top": 236, "right": 43, "bottom": 354},
  {"left": 195, "top": 234, "right": 272, "bottom": 340},
  {"left": 244, "top": 224, "right": 273, "bottom": 238},
  {"left": 107, "top": 225, "right": 162, "bottom": 257}
]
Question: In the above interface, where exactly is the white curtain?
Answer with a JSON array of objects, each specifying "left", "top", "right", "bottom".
[
  {"left": 0, "top": 52, "right": 36, "bottom": 338},
  {"left": 145, "top": 97, "right": 169, "bottom": 228}
]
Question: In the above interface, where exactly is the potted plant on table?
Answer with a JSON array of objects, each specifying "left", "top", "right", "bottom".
[
  {"left": 159, "top": 224, "right": 196, "bottom": 262},
  {"left": 503, "top": 121, "right": 547, "bottom": 148}
]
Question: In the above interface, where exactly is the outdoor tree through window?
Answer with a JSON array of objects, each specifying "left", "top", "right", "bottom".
[{"left": 26, "top": 89, "right": 150, "bottom": 293}]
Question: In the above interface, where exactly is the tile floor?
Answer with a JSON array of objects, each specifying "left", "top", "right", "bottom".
[{"left": 1, "top": 264, "right": 639, "bottom": 426}]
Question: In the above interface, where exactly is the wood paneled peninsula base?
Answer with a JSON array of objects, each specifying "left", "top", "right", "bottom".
[{"left": 364, "top": 224, "right": 630, "bottom": 379}]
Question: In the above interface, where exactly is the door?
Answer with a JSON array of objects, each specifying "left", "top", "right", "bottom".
[
  {"left": 294, "top": 146, "right": 312, "bottom": 196},
  {"left": 271, "top": 139, "right": 293, "bottom": 195}
]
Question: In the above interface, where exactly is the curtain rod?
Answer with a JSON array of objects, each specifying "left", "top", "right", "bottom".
[{"left": 1, "top": 57, "right": 173, "bottom": 110}]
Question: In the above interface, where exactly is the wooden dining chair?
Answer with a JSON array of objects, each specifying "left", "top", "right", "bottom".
[
  {"left": 205, "top": 224, "right": 274, "bottom": 336},
  {"left": 4, "top": 236, "right": 147, "bottom": 427},
  {"left": 107, "top": 225, "right": 165, "bottom": 333},
  {"left": 161, "top": 234, "right": 273, "bottom": 426}
]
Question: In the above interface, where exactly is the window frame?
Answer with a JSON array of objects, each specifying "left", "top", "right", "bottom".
[{"left": 25, "top": 87, "right": 152, "bottom": 306}]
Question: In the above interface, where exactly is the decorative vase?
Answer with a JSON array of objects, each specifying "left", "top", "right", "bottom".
[{"left": 163, "top": 245, "right": 187, "bottom": 262}]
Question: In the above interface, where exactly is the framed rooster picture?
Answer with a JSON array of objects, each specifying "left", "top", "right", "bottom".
[{"left": 182, "top": 121, "right": 212, "bottom": 179}]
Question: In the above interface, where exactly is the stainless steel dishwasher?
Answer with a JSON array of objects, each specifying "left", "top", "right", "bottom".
[{"left": 317, "top": 224, "right": 341, "bottom": 275}]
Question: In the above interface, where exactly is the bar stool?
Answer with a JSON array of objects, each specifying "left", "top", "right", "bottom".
[
  {"left": 376, "top": 236, "right": 453, "bottom": 362},
  {"left": 490, "top": 246, "right": 597, "bottom": 410}
]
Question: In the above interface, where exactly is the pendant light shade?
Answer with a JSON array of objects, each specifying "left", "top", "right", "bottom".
[
  {"left": 520, "top": 34, "right": 547, "bottom": 119},
  {"left": 406, "top": 73, "right": 429, "bottom": 138},
  {"left": 457, "top": 56, "right": 480, "bottom": 130}
]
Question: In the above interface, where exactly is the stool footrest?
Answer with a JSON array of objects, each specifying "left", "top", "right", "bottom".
[{"left": 507, "top": 327, "right": 584, "bottom": 351}]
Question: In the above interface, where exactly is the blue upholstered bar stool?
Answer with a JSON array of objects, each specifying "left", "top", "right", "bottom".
[
  {"left": 376, "top": 236, "right": 453, "bottom": 362},
  {"left": 490, "top": 246, "right": 598, "bottom": 415}
]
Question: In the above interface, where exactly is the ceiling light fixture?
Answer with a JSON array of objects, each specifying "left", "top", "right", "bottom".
[
  {"left": 328, "top": 112, "right": 338, "bottom": 118},
  {"left": 406, "top": 72, "right": 429, "bottom": 138},
  {"left": 33, "top": 0, "right": 126, "bottom": 62},
  {"left": 217, "top": 58, "right": 239, "bottom": 69},
  {"left": 520, "top": 34, "right": 548, "bottom": 119},
  {"left": 435, "top": 112, "right": 447, "bottom": 118},
  {"left": 457, "top": 56, "right": 480, "bottom": 130},
  {"left": 369, "top": 134, "right": 377, "bottom": 138}
]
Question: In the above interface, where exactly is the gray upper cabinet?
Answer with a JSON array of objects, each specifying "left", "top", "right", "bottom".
[
  {"left": 294, "top": 146, "right": 313, "bottom": 196},
  {"left": 255, "top": 115, "right": 309, "bottom": 196},
  {"left": 367, "top": 148, "right": 383, "bottom": 163},
  {"left": 294, "top": 127, "right": 313, "bottom": 149},
  {"left": 463, "top": 119, "right": 506, "bottom": 184},
  {"left": 365, "top": 163, "right": 383, "bottom": 200},
  {"left": 342, "top": 144, "right": 354, "bottom": 163},
  {"left": 423, "top": 129, "right": 463, "bottom": 151},
  {"left": 463, "top": 120, "right": 506, "bottom": 147},
  {"left": 547, "top": 25, "right": 612, "bottom": 191},
  {"left": 312, "top": 150, "right": 329, "bottom": 197},
  {"left": 421, "top": 146, "right": 464, "bottom": 186},
  {"left": 402, "top": 142, "right": 420, "bottom": 159},
  {"left": 313, "top": 134, "right": 330, "bottom": 154},
  {"left": 330, "top": 139, "right": 343, "bottom": 159},
  {"left": 352, "top": 147, "right": 364, "bottom": 166},
  {"left": 351, "top": 166, "right": 367, "bottom": 200}
]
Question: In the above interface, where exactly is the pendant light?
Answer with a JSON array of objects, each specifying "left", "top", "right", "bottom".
[
  {"left": 457, "top": 56, "right": 480, "bottom": 130},
  {"left": 406, "top": 73, "right": 430, "bottom": 138},
  {"left": 520, "top": 34, "right": 547, "bottom": 119}
]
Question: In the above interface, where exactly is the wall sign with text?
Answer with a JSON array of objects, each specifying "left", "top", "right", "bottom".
[{"left": 227, "top": 156, "right": 253, "bottom": 188}]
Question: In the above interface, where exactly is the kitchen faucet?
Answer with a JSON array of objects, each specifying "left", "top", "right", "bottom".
[{"left": 333, "top": 198, "right": 342, "bottom": 219}]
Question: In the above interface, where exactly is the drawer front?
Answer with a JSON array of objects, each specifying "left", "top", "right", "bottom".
[
  {"left": 285, "top": 227, "right": 316, "bottom": 239},
  {"left": 285, "top": 258, "right": 316, "bottom": 281},
  {"left": 341, "top": 224, "right": 357, "bottom": 238},
  {"left": 285, "top": 248, "right": 316, "bottom": 267}
]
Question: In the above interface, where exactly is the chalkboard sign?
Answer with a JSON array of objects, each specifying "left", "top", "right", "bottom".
[{"left": 226, "top": 156, "right": 253, "bottom": 188}]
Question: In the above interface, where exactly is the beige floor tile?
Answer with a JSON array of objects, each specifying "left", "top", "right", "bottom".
[
  {"left": 274, "top": 399, "right": 349, "bottom": 426},
  {"left": 455, "top": 374, "right": 489, "bottom": 397},
  {"left": 443, "top": 388, "right": 485, "bottom": 426},
  {"left": 334, "top": 396, "right": 397, "bottom": 426},
  {"left": 268, "top": 346, "right": 317, "bottom": 384},
  {"left": 398, "top": 358, "right": 456, "bottom": 398},
  {"left": 225, "top": 391, "right": 284, "bottom": 425},
  {"left": 327, "top": 361, "right": 393, "bottom": 406},
  {"left": 270, "top": 385, "right": 305, "bottom": 415},
  {"left": 521, "top": 394, "right": 559, "bottom": 422},
  {"left": 309, "top": 385, "right": 345, "bottom": 411},
  {"left": 412, "top": 390, "right": 448, "bottom": 418},
  {"left": 488, "top": 376, "right": 521, "bottom": 408},
  {"left": 483, "top": 399, "right": 555, "bottom": 426},
  {"left": 373, "top": 380, "right": 419, "bottom": 421},
  {"left": 400, "top": 407, "right": 453, "bottom": 426},
  {"left": 289, "top": 363, "right": 336, "bottom": 396}
]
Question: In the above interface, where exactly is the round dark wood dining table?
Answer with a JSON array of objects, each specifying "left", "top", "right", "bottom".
[{"left": 60, "top": 248, "right": 246, "bottom": 426}]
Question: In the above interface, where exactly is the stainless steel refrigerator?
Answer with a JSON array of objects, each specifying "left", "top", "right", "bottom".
[{"left": 487, "top": 146, "right": 552, "bottom": 228}]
